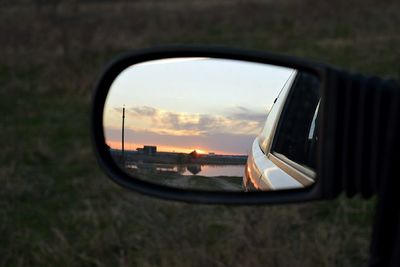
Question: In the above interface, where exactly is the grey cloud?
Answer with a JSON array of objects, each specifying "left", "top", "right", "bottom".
[
  {"left": 161, "top": 112, "right": 220, "bottom": 133},
  {"left": 197, "top": 115, "right": 225, "bottom": 131},
  {"left": 228, "top": 105, "right": 268, "bottom": 122},
  {"left": 118, "top": 105, "right": 265, "bottom": 135},
  {"left": 129, "top": 106, "right": 157, "bottom": 117},
  {"left": 162, "top": 112, "right": 181, "bottom": 128},
  {"left": 168, "top": 113, "right": 232, "bottom": 134}
]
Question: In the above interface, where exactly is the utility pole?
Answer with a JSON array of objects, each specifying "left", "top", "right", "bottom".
[{"left": 122, "top": 105, "right": 125, "bottom": 165}]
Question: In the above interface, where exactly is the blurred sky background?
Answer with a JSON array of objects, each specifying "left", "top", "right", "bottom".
[{"left": 1, "top": 1, "right": 399, "bottom": 266}]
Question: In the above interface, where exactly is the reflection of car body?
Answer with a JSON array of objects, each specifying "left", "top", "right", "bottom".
[{"left": 243, "top": 70, "right": 319, "bottom": 191}]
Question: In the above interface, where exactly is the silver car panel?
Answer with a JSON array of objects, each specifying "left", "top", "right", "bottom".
[
  {"left": 251, "top": 138, "right": 302, "bottom": 190},
  {"left": 244, "top": 70, "right": 316, "bottom": 190},
  {"left": 258, "top": 70, "right": 298, "bottom": 154}
]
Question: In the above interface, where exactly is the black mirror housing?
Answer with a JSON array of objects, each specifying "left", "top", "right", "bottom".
[{"left": 91, "top": 45, "right": 400, "bottom": 205}]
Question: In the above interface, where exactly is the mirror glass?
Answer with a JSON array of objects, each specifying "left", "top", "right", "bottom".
[{"left": 103, "top": 57, "right": 320, "bottom": 191}]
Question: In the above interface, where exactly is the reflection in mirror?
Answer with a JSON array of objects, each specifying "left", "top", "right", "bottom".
[{"left": 103, "top": 58, "right": 319, "bottom": 191}]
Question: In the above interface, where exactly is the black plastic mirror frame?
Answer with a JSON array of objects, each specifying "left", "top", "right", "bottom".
[{"left": 91, "top": 45, "right": 333, "bottom": 204}]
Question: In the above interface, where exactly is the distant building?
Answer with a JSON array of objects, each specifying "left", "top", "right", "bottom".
[
  {"left": 140, "top": 145, "right": 157, "bottom": 156},
  {"left": 144, "top": 145, "right": 157, "bottom": 155}
]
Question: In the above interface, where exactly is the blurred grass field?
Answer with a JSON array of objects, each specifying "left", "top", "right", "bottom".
[{"left": 1, "top": 0, "right": 399, "bottom": 266}]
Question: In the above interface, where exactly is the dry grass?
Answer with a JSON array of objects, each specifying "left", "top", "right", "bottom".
[{"left": 1, "top": 0, "right": 399, "bottom": 266}]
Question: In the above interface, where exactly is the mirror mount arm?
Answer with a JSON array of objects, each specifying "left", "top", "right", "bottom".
[
  {"left": 320, "top": 68, "right": 400, "bottom": 199},
  {"left": 319, "top": 67, "right": 400, "bottom": 267}
]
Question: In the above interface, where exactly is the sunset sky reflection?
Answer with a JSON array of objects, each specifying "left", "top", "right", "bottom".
[{"left": 103, "top": 58, "right": 294, "bottom": 155}]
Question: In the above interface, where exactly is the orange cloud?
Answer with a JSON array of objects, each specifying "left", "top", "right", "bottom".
[{"left": 105, "top": 105, "right": 267, "bottom": 137}]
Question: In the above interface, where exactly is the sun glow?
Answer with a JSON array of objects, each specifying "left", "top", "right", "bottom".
[
  {"left": 106, "top": 140, "right": 215, "bottom": 154},
  {"left": 194, "top": 149, "right": 207, "bottom": 154}
]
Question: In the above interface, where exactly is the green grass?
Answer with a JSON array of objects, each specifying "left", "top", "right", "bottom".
[
  {"left": 1, "top": 0, "right": 399, "bottom": 266},
  {"left": 128, "top": 168, "right": 244, "bottom": 191}
]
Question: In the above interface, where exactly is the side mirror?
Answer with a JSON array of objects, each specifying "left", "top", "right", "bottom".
[{"left": 91, "top": 46, "right": 400, "bottom": 204}]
